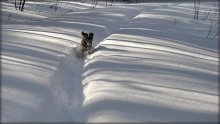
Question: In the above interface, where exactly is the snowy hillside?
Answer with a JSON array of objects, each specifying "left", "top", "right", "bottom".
[{"left": 1, "top": 1, "right": 219, "bottom": 123}]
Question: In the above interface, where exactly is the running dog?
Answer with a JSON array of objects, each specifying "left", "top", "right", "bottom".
[{"left": 80, "top": 31, "right": 94, "bottom": 55}]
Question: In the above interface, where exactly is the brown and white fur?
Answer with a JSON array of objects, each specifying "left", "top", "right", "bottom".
[{"left": 80, "top": 31, "right": 94, "bottom": 55}]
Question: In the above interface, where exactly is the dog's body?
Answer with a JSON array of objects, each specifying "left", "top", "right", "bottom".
[{"left": 80, "top": 31, "right": 94, "bottom": 55}]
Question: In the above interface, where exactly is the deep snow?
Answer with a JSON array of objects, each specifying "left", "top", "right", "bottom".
[{"left": 1, "top": 1, "right": 219, "bottom": 123}]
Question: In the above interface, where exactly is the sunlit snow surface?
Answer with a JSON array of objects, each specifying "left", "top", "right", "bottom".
[{"left": 1, "top": 1, "right": 219, "bottom": 123}]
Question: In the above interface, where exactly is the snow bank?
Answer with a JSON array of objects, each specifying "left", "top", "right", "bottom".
[{"left": 83, "top": 2, "right": 219, "bottom": 123}]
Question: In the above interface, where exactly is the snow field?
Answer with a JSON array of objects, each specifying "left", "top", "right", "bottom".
[{"left": 1, "top": 1, "right": 219, "bottom": 123}]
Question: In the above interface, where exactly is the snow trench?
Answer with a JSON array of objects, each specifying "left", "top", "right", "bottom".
[{"left": 49, "top": 46, "right": 85, "bottom": 122}]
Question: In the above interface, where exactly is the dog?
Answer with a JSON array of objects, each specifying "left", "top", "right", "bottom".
[{"left": 80, "top": 31, "right": 94, "bottom": 55}]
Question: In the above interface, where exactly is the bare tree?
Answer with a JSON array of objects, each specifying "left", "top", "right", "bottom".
[
  {"left": 207, "top": 9, "right": 217, "bottom": 38},
  {"left": 202, "top": 9, "right": 210, "bottom": 21},
  {"left": 15, "top": 0, "right": 26, "bottom": 11},
  {"left": 173, "top": 18, "right": 177, "bottom": 28},
  {"left": 7, "top": 13, "right": 12, "bottom": 23},
  {"left": 91, "top": 0, "right": 98, "bottom": 8},
  {"left": 109, "top": 0, "right": 115, "bottom": 6},
  {"left": 194, "top": 0, "right": 200, "bottom": 20},
  {"left": 20, "top": 0, "right": 26, "bottom": 11},
  {"left": 18, "top": 0, "right": 22, "bottom": 10},
  {"left": 207, "top": 18, "right": 213, "bottom": 38},
  {"left": 14, "top": 0, "right": 17, "bottom": 10}
]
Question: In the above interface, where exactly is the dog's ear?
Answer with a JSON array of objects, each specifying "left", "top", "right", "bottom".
[
  {"left": 89, "top": 32, "right": 94, "bottom": 37},
  {"left": 81, "top": 31, "right": 89, "bottom": 37}
]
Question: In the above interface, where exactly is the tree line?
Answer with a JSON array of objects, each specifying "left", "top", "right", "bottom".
[
  {"left": 14, "top": 0, "right": 26, "bottom": 11},
  {"left": 8, "top": 0, "right": 140, "bottom": 11}
]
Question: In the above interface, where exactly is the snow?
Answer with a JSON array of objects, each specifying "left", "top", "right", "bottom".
[{"left": 1, "top": 1, "right": 219, "bottom": 123}]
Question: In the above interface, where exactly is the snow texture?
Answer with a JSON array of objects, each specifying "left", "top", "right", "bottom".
[{"left": 1, "top": 1, "right": 219, "bottom": 123}]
